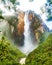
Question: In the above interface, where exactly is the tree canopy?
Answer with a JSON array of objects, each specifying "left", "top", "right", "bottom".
[{"left": 25, "top": 33, "right": 52, "bottom": 65}]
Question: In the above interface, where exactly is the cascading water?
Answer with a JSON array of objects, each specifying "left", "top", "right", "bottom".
[{"left": 18, "top": 11, "right": 38, "bottom": 55}]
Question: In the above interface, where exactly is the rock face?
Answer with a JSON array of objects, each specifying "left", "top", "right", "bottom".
[
  {"left": 17, "top": 11, "right": 25, "bottom": 36},
  {"left": 28, "top": 11, "right": 34, "bottom": 21},
  {"left": 14, "top": 10, "right": 48, "bottom": 45},
  {"left": 0, "top": 11, "right": 49, "bottom": 46},
  {"left": 28, "top": 11, "right": 44, "bottom": 41},
  {"left": 15, "top": 11, "right": 25, "bottom": 46}
]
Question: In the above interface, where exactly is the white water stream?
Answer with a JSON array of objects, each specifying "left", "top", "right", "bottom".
[
  {"left": 18, "top": 12, "right": 38, "bottom": 55},
  {"left": 0, "top": 13, "right": 38, "bottom": 55}
]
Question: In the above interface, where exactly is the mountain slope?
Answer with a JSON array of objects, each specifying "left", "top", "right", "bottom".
[
  {"left": 0, "top": 36, "right": 25, "bottom": 65},
  {"left": 25, "top": 33, "right": 52, "bottom": 65}
]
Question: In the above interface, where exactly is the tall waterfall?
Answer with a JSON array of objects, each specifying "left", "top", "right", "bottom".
[{"left": 18, "top": 12, "right": 38, "bottom": 55}]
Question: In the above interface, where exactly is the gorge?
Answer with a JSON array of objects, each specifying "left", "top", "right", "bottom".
[
  {"left": 18, "top": 11, "right": 38, "bottom": 55},
  {"left": 0, "top": 10, "right": 45, "bottom": 55}
]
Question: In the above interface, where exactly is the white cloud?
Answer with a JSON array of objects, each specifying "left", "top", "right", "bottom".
[
  {"left": 0, "top": 0, "right": 46, "bottom": 15},
  {"left": 17, "top": 0, "right": 46, "bottom": 14},
  {"left": 0, "top": 0, "right": 52, "bottom": 30}
]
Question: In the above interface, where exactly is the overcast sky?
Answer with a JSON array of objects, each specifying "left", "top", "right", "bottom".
[
  {"left": 0, "top": 0, "right": 46, "bottom": 15},
  {"left": 17, "top": 0, "right": 52, "bottom": 30},
  {"left": 17, "top": 0, "right": 46, "bottom": 13},
  {"left": 0, "top": 0, "right": 52, "bottom": 30}
]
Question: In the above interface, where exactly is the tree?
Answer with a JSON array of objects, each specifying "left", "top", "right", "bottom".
[
  {"left": 25, "top": 33, "right": 52, "bottom": 65},
  {"left": 45, "top": 0, "right": 52, "bottom": 21},
  {"left": 41, "top": 0, "right": 52, "bottom": 21},
  {"left": 1, "top": 0, "right": 20, "bottom": 12},
  {"left": 0, "top": 36, "right": 25, "bottom": 65}
]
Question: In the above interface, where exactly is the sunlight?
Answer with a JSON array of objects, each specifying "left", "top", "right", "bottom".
[
  {"left": 0, "top": 0, "right": 52, "bottom": 30},
  {"left": 17, "top": 0, "right": 46, "bottom": 14},
  {"left": 0, "top": 0, "right": 46, "bottom": 15}
]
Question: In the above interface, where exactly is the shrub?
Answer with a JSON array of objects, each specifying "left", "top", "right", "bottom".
[
  {"left": 0, "top": 36, "right": 25, "bottom": 65},
  {"left": 25, "top": 33, "right": 52, "bottom": 65}
]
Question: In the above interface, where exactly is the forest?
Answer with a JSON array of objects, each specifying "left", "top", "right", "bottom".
[{"left": 0, "top": 0, "right": 52, "bottom": 65}]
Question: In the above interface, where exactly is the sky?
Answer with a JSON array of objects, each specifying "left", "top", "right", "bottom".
[
  {"left": 0, "top": 0, "right": 52, "bottom": 30},
  {"left": 17, "top": 0, "right": 52, "bottom": 30},
  {"left": 17, "top": 0, "right": 46, "bottom": 14},
  {"left": 0, "top": 0, "right": 46, "bottom": 15}
]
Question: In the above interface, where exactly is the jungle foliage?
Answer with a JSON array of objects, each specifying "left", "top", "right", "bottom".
[
  {"left": 0, "top": 36, "right": 25, "bottom": 65},
  {"left": 25, "top": 33, "right": 52, "bottom": 65}
]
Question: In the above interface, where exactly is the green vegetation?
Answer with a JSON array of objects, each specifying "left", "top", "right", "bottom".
[
  {"left": 0, "top": 10, "right": 2, "bottom": 16},
  {"left": 0, "top": 10, "right": 4, "bottom": 19},
  {"left": 39, "top": 33, "right": 45, "bottom": 44},
  {"left": 39, "top": 32, "right": 50, "bottom": 44},
  {"left": 41, "top": 0, "right": 52, "bottom": 20},
  {"left": 0, "top": 16, "right": 4, "bottom": 19},
  {"left": 0, "top": 36, "right": 25, "bottom": 65},
  {"left": 25, "top": 33, "right": 52, "bottom": 65},
  {"left": 10, "top": 0, "right": 16, "bottom": 4},
  {"left": 1, "top": 0, "right": 20, "bottom": 11}
]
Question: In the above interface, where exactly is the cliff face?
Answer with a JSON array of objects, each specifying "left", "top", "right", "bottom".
[
  {"left": 14, "top": 11, "right": 49, "bottom": 45},
  {"left": 28, "top": 11, "right": 44, "bottom": 41},
  {"left": 17, "top": 11, "right": 25, "bottom": 36},
  {"left": 15, "top": 11, "right": 45, "bottom": 44},
  {"left": 13, "top": 11, "right": 25, "bottom": 46}
]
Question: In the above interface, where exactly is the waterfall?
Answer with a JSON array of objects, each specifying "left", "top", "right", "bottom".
[{"left": 18, "top": 11, "right": 38, "bottom": 55}]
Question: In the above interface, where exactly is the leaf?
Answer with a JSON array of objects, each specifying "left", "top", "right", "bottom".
[{"left": 10, "top": 0, "right": 16, "bottom": 4}]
